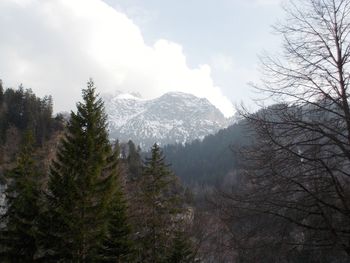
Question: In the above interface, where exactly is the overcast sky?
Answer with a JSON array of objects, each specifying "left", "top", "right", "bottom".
[{"left": 0, "top": 0, "right": 284, "bottom": 117}]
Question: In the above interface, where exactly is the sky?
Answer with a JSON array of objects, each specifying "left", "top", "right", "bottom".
[{"left": 0, "top": 0, "right": 284, "bottom": 117}]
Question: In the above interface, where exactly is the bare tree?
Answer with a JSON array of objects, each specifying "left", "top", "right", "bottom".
[{"left": 216, "top": 0, "right": 350, "bottom": 260}]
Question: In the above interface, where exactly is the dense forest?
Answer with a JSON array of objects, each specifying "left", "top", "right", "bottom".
[
  {"left": 2, "top": 0, "right": 350, "bottom": 262},
  {"left": 0, "top": 80, "right": 198, "bottom": 262},
  {"left": 163, "top": 121, "right": 248, "bottom": 186},
  {"left": 0, "top": 82, "right": 64, "bottom": 180}
]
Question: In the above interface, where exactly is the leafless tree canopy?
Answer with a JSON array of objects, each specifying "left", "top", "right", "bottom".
[{"left": 216, "top": 0, "right": 350, "bottom": 261}]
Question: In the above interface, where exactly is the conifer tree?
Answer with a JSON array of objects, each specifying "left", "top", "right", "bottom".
[
  {"left": 127, "top": 140, "right": 142, "bottom": 179},
  {"left": 166, "top": 231, "right": 196, "bottom": 263},
  {"left": 98, "top": 143, "right": 134, "bottom": 263},
  {"left": 0, "top": 132, "right": 41, "bottom": 262},
  {"left": 42, "top": 80, "right": 117, "bottom": 262},
  {"left": 98, "top": 188, "right": 133, "bottom": 263},
  {"left": 136, "top": 143, "right": 181, "bottom": 263}
]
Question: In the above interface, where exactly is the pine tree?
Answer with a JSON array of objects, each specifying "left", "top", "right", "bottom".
[
  {"left": 127, "top": 140, "right": 142, "bottom": 179},
  {"left": 98, "top": 188, "right": 133, "bottom": 263},
  {"left": 42, "top": 80, "right": 117, "bottom": 262},
  {"left": 167, "top": 231, "right": 196, "bottom": 263},
  {"left": 0, "top": 132, "right": 41, "bottom": 262},
  {"left": 98, "top": 143, "right": 134, "bottom": 263},
  {"left": 136, "top": 143, "right": 181, "bottom": 263}
]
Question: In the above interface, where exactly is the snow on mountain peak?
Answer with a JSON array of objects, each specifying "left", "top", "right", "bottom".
[
  {"left": 115, "top": 93, "right": 144, "bottom": 101},
  {"left": 103, "top": 91, "right": 233, "bottom": 149}
]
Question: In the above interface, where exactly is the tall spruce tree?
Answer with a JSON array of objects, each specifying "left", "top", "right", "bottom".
[
  {"left": 166, "top": 231, "right": 196, "bottom": 263},
  {"left": 127, "top": 140, "right": 142, "bottom": 179},
  {"left": 98, "top": 186, "right": 133, "bottom": 263},
  {"left": 42, "top": 80, "right": 117, "bottom": 262},
  {"left": 135, "top": 143, "right": 181, "bottom": 263},
  {"left": 98, "top": 143, "right": 134, "bottom": 263},
  {"left": 0, "top": 132, "right": 41, "bottom": 262}
]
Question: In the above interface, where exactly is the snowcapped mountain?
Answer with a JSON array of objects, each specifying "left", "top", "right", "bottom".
[{"left": 102, "top": 91, "right": 233, "bottom": 149}]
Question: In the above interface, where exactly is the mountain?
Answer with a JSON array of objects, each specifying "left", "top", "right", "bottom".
[
  {"left": 102, "top": 91, "right": 234, "bottom": 149},
  {"left": 163, "top": 120, "right": 248, "bottom": 186}
]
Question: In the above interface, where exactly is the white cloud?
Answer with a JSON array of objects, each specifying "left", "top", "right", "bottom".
[
  {"left": 0, "top": 0, "right": 234, "bottom": 117},
  {"left": 211, "top": 54, "right": 235, "bottom": 73},
  {"left": 210, "top": 53, "right": 260, "bottom": 111}
]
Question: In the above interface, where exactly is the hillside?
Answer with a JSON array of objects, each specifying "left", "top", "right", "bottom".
[{"left": 163, "top": 119, "right": 249, "bottom": 186}]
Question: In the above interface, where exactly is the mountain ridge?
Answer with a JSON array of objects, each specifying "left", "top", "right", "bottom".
[{"left": 103, "top": 91, "right": 234, "bottom": 149}]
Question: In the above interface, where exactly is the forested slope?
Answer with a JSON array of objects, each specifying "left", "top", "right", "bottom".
[
  {"left": 0, "top": 81, "right": 64, "bottom": 176},
  {"left": 163, "top": 120, "right": 249, "bottom": 186}
]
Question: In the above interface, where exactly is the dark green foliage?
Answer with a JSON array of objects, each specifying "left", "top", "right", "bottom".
[
  {"left": 163, "top": 121, "right": 248, "bottom": 186},
  {"left": 99, "top": 144, "right": 134, "bottom": 263},
  {"left": 167, "top": 231, "right": 196, "bottom": 263},
  {"left": 99, "top": 186, "right": 134, "bottom": 262},
  {"left": 43, "top": 80, "right": 117, "bottom": 261},
  {"left": 0, "top": 132, "right": 42, "bottom": 262},
  {"left": 127, "top": 140, "right": 142, "bottom": 179},
  {"left": 0, "top": 82, "right": 61, "bottom": 146},
  {"left": 135, "top": 143, "right": 182, "bottom": 263}
]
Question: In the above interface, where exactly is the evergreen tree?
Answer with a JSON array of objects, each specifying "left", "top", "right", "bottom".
[
  {"left": 0, "top": 83, "right": 59, "bottom": 147},
  {"left": 0, "top": 132, "right": 41, "bottom": 262},
  {"left": 166, "top": 231, "right": 196, "bottom": 263},
  {"left": 99, "top": 143, "right": 134, "bottom": 263},
  {"left": 136, "top": 143, "right": 181, "bottom": 263},
  {"left": 99, "top": 188, "right": 133, "bottom": 263},
  {"left": 42, "top": 80, "right": 117, "bottom": 262},
  {"left": 127, "top": 140, "right": 142, "bottom": 179}
]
